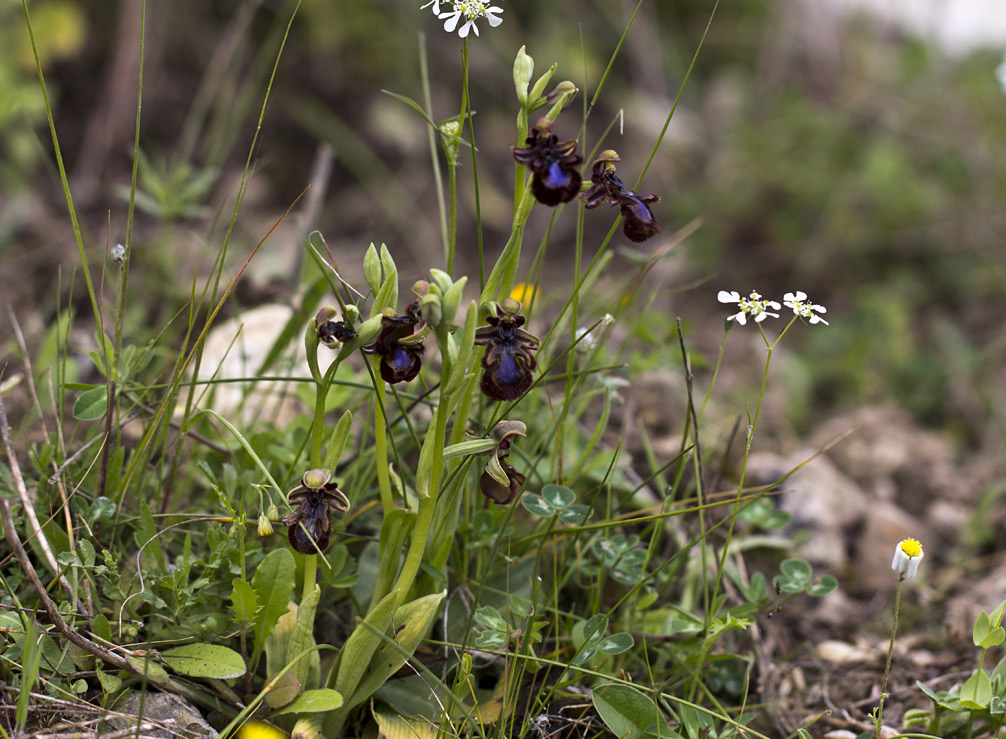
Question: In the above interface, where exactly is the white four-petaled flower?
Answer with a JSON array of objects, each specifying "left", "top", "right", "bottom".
[
  {"left": 891, "top": 538, "right": 924, "bottom": 578},
  {"left": 717, "top": 290, "right": 781, "bottom": 326},
  {"left": 783, "top": 291, "right": 829, "bottom": 325},
  {"left": 434, "top": 0, "right": 503, "bottom": 38}
]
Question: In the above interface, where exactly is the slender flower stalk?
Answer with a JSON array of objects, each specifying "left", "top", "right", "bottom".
[{"left": 876, "top": 538, "right": 924, "bottom": 739}]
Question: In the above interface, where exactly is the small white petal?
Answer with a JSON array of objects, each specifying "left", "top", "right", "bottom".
[
  {"left": 784, "top": 291, "right": 807, "bottom": 302},
  {"left": 765, "top": 300, "right": 781, "bottom": 310},
  {"left": 718, "top": 290, "right": 741, "bottom": 304},
  {"left": 442, "top": 11, "right": 460, "bottom": 31}
]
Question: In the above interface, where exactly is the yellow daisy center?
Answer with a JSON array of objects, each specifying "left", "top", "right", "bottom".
[{"left": 900, "top": 538, "right": 922, "bottom": 558}]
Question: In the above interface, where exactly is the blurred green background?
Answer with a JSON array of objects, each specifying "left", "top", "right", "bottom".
[{"left": 2, "top": 0, "right": 1005, "bottom": 442}]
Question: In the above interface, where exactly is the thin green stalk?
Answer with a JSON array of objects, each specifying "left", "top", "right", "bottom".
[
  {"left": 876, "top": 575, "right": 904, "bottom": 739},
  {"left": 373, "top": 375, "right": 394, "bottom": 515},
  {"left": 689, "top": 323, "right": 778, "bottom": 699},
  {"left": 388, "top": 401, "right": 448, "bottom": 608},
  {"left": 418, "top": 33, "right": 449, "bottom": 269}
]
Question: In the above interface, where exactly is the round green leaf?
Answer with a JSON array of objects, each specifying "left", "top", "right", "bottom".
[
  {"left": 597, "top": 632, "right": 634, "bottom": 655},
  {"left": 273, "top": 688, "right": 343, "bottom": 716},
  {"left": 520, "top": 494, "right": 554, "bottom": 517},
  {"left": 806, "top": 575, "right": 838, "bottom": 597},
  {"left": 73, "top": 387, "right": 107, "bottom": 421},
  {"left": 773, "top": 576, "right": 804, "bottom": 594},
  {"left": 779, "top": 558, "right": 812, "bottom": 582},
  {"left": 161, "top": 644, "right": 246, "bottom": 679},
  {"left": 582, "top": 613, "right": 608, "bottom": 643},
  {"left": 559, "top": 504, "right": 591, "bottom": 525},
  {"left": 541, "top": 484, "right": 575, "bottom": 510}
]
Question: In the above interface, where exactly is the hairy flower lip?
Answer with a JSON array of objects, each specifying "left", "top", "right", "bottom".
[
  {"left": 474, "top": 300, "right": 540, "bottom": 402},
  {"left": 580, "top": 154, "right": 661, "bottom": 242},
  {"left": 283, "top": 473, "right": 350, "bottom": 555},
  {"left": 362, "top": 301, "right": 426, "bottom": 384},
  {"left": 512, "top": 118, "right": 583, "bottom": 206}
]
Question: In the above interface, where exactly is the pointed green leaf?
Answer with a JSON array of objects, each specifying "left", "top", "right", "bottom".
[
  {"left": 230, "top": 578, "right": 258, "bottom": 625},
  {"left": 273, "top": 688, "right": 344, "bottom": 716},
  {"left": 960, "top": 669, "right": 992, "bottom": 710},
  {"left": 73, "top": 387, "right": 107, "bottom": 421},
  {"left": 161, "top": 644, "right": 246, "bottom": 679},
  {"left": 593, "top": 683, "right": 675, "bottom": 739}
]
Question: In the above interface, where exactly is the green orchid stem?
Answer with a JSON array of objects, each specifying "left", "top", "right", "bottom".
[
  {"left": 876, "top": 574, "right": 904, "bottom": 739},
  {"left": 302, "top": 553, "right": 317, "bottom": 605},
  {"left": 387, "top": 321, "right": 457, "bottom": 608},
  {"left": 309, "top": 358, "right": 341, "bottom": 468},
  {"left": 389, "top": 403, "right": 448, "bottom": 608},
  {"left": 373, "top": 373, "right": 394, "bottom": 515},
  {"left": 481, "top": 180, "right": 535, "bottom": 305}
]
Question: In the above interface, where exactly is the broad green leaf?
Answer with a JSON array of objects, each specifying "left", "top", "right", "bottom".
[
  {"left": 92, "top": 614, "right": 112, "bottom": 644},
  {"left": 346, "top": 590, "right": 446, "bottom": 710},
  {"left": 773, "top": 576, "right": 804, "bottom": 594},
  {"left": 593, "top": 683, "right": 674, "bottom": 739},
  {"left": 960, "top": 669, "right": 992, "bottom": 710},
  {"left": 88, "top": 496, "right": 116, "bottom": 525},
  {"left": 974, "top": 611, "right": 992, "bottom": 646},
  {"left": 582, "top": 614, "right": 608, "bottom": 643},
  {"left": 334, "top": 590, "right": 398, "bottom": 703},
  {"left": 77, "top": 539, "right": 95, "bottom": 568},
  {"left": 230, "top": 578, "right": 258, "bottom": 625},
  {"left": 597, "top": 632, "right": 634, "bottom": 655},
  {"left": 559, "top": 505, "right": 591, "bottom": 525},
  {"left": 540, "top": 484, "right": 575, "bottom": 510},
  {"left": 96, "top": 664, "right": 122, "bottom": 694},
  {"left": 520, "top": 495, "right": 553, "bottom": 517},
  {"left": 571, "top": 646, "right": 596, "bottom": 665},
  {"left": 991, "top": 598, "right": 1006, "bottom": 628},
  {"left": 474, "top": 606, "right": 507, "bottom": 632},
  {"left": 72, "top": 386, "right": 107, "bottom": 421},
  {"left": 373, "top": 706, "right": 439, "bottom": 739},
  {"left": 806, "top": 575, "right": 838, "bottom": 597},
  {"left": 161, "top": 644, "right": 246, "bottom": 679},
  {"left": 779, "top": 558, "right": 812, "bottom": 582},
  {"left": 273, "top": 688, "right": 344, "bottom": 716},
  {"left": 126, "top": 654, "right": 170, "bottom": 683},
  {"left": 251, "top": 549, "right": 296, "bottom": 650}
]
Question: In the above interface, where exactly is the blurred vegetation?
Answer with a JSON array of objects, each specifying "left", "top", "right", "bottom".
[{"left": 2, "top": 0, "right": 1005, "bottom": 429}]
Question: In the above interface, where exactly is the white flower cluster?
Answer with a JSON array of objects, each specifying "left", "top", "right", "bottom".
[
  {"left": 421, "top": 0, "right": 503, "bottom": 38},
  {"left": 717, "top": 290, "right": 829, "bottom": 326}
]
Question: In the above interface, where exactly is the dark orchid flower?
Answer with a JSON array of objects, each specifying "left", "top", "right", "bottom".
[
  {"left": 283, "top": 469, "right": 350, "bottom": 555},
  {"left": 479, "top": 420, "right": 527, "bottom": 505},
  {"left": 512, "top": 117, "right": 583, "bottom": 206},
  {"left": 362, "top": 301, "right": 425, "bottom": 384},
  {"left": 474, "top": 298, "right": 540, "bottom": 402},
  {"left": 581, "top": 151, "right": 661, "bottom": 243}
]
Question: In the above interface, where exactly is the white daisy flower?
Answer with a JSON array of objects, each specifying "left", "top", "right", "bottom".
[
  {"left": 438, "top": 0, "right": 503, "bottom": 38},
  {"left": 783, "top": 291, "right": 829, "bottom": 325},
  {"left": 717, "top": 290, "right": 780, "bottom": 326},
  {"left": 891, "top": 538, "right": 924, "bottom": 578}
]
